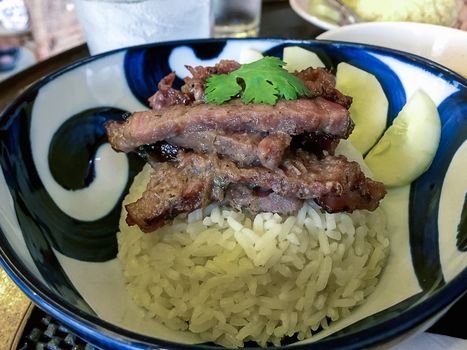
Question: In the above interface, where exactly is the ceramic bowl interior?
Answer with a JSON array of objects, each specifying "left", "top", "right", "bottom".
[
  {"left": 0, "top": 38, "right": 466, "bottom": 349},
  {"left": 317, "top": 22, "right": 467, "bottom": 77}
]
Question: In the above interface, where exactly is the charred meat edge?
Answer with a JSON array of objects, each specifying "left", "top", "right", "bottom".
[{"left": 126, "top": 151, "right": 386, "bottom": 232}]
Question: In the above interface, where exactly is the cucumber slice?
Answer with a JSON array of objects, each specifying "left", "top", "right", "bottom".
[
  {"left": 238, "top": 48, "right": 263, "bottom": 64},
  {"left": 336, "top": 62, "right": 388, "bottom": 154},
  {"left": 283, "top": 46, "right": 325, "bottom": 72},
  {"left": 364, "top": 90, "right": 441, "bottom": 187}
]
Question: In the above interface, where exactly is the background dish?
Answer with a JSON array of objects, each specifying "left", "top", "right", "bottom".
[
  {"left": 290, "top": 0, "right": 467, "bottom": 32},
  {"left": 290, "top": 0, "right": 339, "bottom": 30},
  {"left": 0, "top": 38, "right": 466, "bottom": 349},
  {"left": 317, "top": 22, "right": 467, "bottom": 77}
]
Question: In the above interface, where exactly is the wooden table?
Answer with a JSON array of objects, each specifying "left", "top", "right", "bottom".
[{"left": 0, "top": 1, "right": 464, "bottom": 349}]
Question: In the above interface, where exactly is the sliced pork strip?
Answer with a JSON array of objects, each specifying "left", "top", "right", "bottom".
[
  {"left": 295, "top": 67, "right": 353, "bottom": 109},
  {"left": 182, "top": 60, "right": 241, "bottom": 102},
  {"left": 185, "top": 59, "right": 241, "bottom": 80},
  {"left": 148, "top": 72, "right": 192, "bottom": 110},
  {"left": 147, "top": 60, "right": 240, "bottom": 108},
  {"left": 136, "top": 141, "right": 182, "bottom": 165},
  {"left": 105, "top": 97, "right": 353, "bottom": 153},
  {"left": 154, "top": 64, "right": 352, "bottom": 108},
  {"left": 126, "top": 168, "right": 301, "bottom": 232},
  {"left": 170, "top": 131, "right": 291, "bottom": 169},
  {"left": 168, "top": 131, "right": 262, "bottom": 167},
  {"left": 125, "top": 151, "right": 385, "bottom": 231},
  {"left": 223, "top": 184, "right": 303, "bottom": 215},
  {"left": 315, "top": 179, "right": 386, "bottom": 213},
  {"left": 178, "top": 151, "right": 383, "bottom": 204},
  {"left": 125, "top": 163, "right": 213, "bottom": 232},
  {"left": 257, "top": 133, "right": 292, "bottom": 169},
  {"left": 138, "top": 131, "right": 334, "bottom": 170},
  {"left": 290, "top": 132, "right": 339, "bottom": 157}
]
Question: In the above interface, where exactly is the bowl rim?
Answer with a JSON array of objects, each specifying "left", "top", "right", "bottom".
[
  {"left": 0, "top": 37, "right": 466, "bottom": 350},
  {"left": 315, "top": 22, "right": 467, "bottom": 77},
  {"left": 318, "top": 21, "right": 467, "bottom": 36},
  {"left": 316, "top": 20, "right": 467, "bottom": 37},
  {"left": 289, "top": 0, "right": 338, "bottom": 31}
]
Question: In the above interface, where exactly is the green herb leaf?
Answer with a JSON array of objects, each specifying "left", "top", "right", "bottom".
[{"left": 205, "top": 56, "right": 310, "bottom": 105}]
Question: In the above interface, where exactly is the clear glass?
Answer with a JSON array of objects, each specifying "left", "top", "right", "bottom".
[
  {"left": 74, "top": 0, "right": 213, "bottom": 55},
  {"left": 213, "top": 0, "right": 262, "bottom": 38}
]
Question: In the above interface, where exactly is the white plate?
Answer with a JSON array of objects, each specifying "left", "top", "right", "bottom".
[
  {"left": 317, "top": 22, "right": 467, "bottom": 77},
  {"left": 290, "top": 0, "right": 338, "bottom": 30}
]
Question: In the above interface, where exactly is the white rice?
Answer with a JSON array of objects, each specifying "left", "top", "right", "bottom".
[{"left": 117, "top": 165, "right": 389, "bottom": 347}]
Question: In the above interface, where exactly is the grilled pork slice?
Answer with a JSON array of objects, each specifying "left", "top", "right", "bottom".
[
  {"left": 295, "top": 67, "right": 352, "bottom": 109},
  {"left": 224, "top": 184, "right": 303, "bottom": 215},
  {"left": 169, "top": 131, "right": 291, "bottom": 169},
  {"left": 125, "top": 151, "right": 386, "bottom": 232},
  {"left": 105, "top": 97, "right": 353, "bottom": 153},
  {"left": 291, "top": 132, "right": 339, "bottom": 158},
  {"left": 138, "top": 131, "right": 337, "bottom": 170},
  {"left": 148, "top": 72, "right": 192, "bottom": 110},
  {"left": 148, "top": 60, "right": 241, "bottom": 109},
  {"left": 149, "top": 62, "right": 352, "bottom": 109},
  {"left": 182, "top": 60, "right": 241, "bottom": 102},
  {"left": 125, "top": 162, "right": 213, "bottom": 231}
]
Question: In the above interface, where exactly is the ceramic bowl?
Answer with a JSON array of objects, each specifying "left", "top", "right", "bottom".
[
  {"left": 289, "top": 0, "right": 340, "bottom": 30},
  {"left": 317, "top": 22, "right": 467, "bottom": 77},
  {"left": 0, "top": 38, "right": 466, "bottom": 349},
  {"left": 289, "top": 0, "right": 465, "bottom": 33}
]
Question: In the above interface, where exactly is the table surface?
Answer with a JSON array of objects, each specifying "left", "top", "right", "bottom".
[{"left": 0, "top": 1, "right": 465, "bottom": 349}]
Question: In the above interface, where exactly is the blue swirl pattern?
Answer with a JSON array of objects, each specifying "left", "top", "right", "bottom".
[{"left": 0, "top": 39, "right": 465, "bottom": 350}]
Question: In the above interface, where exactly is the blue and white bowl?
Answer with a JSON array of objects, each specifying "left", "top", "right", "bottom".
[{"left": 0, "top": 38, "right": 466, "bottom": 349}]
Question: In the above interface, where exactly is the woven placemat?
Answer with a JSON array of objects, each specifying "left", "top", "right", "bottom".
[
  {"left": 12, "top": 294, "right": 466, "bottom": 350},
  {"left": 15, "top": 308, "right": 95, "bottom": 350}
]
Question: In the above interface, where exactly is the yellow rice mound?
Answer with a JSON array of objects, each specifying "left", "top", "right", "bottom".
[{"left": 117, "top": 165, "right": 389, "bottom": 347}]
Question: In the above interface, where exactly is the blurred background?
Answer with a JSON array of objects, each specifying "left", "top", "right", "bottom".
[
  {"left": 0, "top": 0, "right": 84, "bottom": 80},
  {"left": 1, "top": 0, "right": 466, "bottom": 81},
  {"left": 0, "top": 0, "right": 84, "bottom": 58}
]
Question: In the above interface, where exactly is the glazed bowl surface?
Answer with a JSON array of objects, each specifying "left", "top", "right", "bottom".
[
  {"left": 317, "top": 22, "right": 467, "bottom": 77},
  {"left": 0, "top": 38, "right": 466, "bottom": 349}
]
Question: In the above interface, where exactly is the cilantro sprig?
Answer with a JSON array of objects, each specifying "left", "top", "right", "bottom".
[{"left": 205, "top": 56, "right": 309, "bottom": 105}]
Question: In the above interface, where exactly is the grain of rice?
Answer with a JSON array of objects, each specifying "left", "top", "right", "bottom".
[
  {"left": 117, "top": 166, "right": 390, "bottom": 347},
  {"left": 316, "top": 256, "right": 333, "bottom": 291},
  {"left": 307, "top": 207, "right": 322, "bottom": 229},
  {"left": 321, "top": 316, "right": 330, "bottom": 329},
  {"left": 227, "top": 216, "right": 244, "bottom": 232},
  {"left": 318, "top": 230, "right": 331, "bottom": 255},
  {"left": 188, "top": 208, "right": 203, "bottom": 223},
  {"left": 332, "top": 298, "right": 357, "bottom": 308},
  {"left": 287, "top": 233, "right": 300, "bottom": 245},
  {"left": 297, "top": 205, "right": 307, "bottom": 227},
  {"left": 305, "top": 310, "right": 326, "bottom": 327},
  {"left": 327, "top": 229, "right": 342, "bottom": 241},
  {"left": 325, "top": 212, "right": 336, "bottom": 231},
  {"left": 314, "top": 293, "right": 326, "bottom": 310}
]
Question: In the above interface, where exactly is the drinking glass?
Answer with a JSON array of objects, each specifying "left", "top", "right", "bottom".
[
  {"left": 74, "top": 0, "right": 213, "bottom": 55},
  {"left": 213, "top": 0, "right": 262, "bottom": 38}
]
